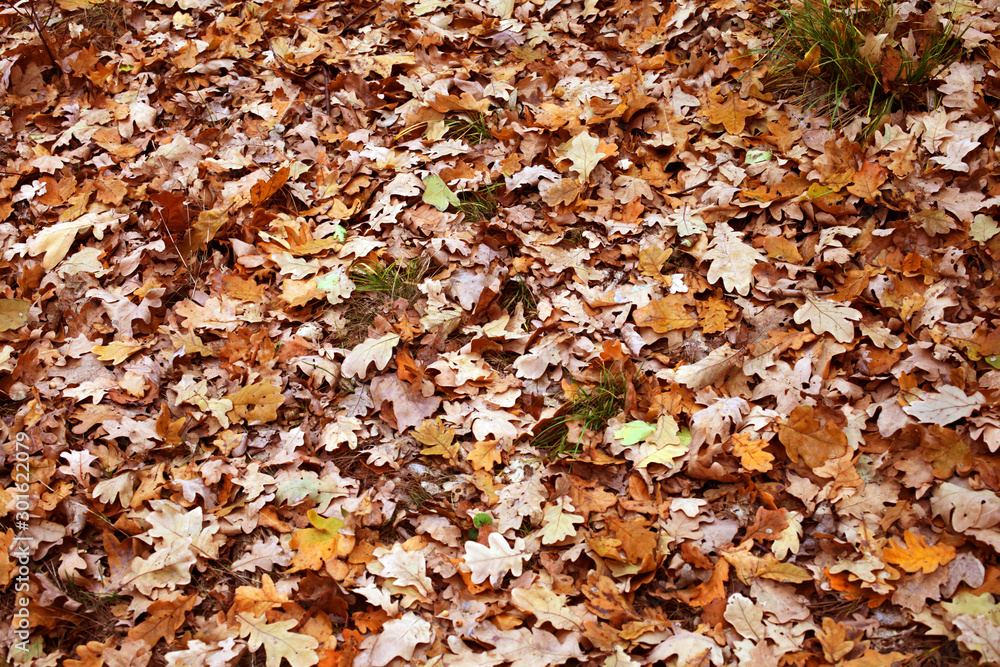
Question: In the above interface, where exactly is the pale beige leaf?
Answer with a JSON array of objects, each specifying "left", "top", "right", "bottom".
[
  {"left": 464, "top": 533, "right": 529, "bottom": 587},
  {"left": 931, "top": 482, "right": 1000, "bottom": 532},
  {"left": 342, "top": 332, "right": 401, "bottom": 378},
  {"left": 564, "top": 130, "right": 601, "bottom": 180},
  {"left": 792, "top": 292, "right": 861, "bottom": 343},
  {"left": 724, "top": 593, "right": 764, "bottom": 641},
  {"left": 237, "top": 613, "right": 319, "bottom": 667},
  {"left": 538, "top": 500, "right": 584, "bottom": 545},
  {"left": 510, "top": 587, "right": 585, "bottom": 631},
  {"left": 369, "top": 612, "right": 433, "bottom": 667},
  {"left": 703, "top": 222, "right": 764, "bottom": 296},
  {"left": 903, "top": 386, "right": 984, "bottom": 425}
]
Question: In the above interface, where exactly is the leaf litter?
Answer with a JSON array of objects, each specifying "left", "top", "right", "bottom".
[{"left": 1, "top": 0, "right": 1000, "bottom": 665}]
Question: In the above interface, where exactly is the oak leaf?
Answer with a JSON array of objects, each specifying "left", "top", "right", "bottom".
[
  {"left": 288, "top": 510, "right": 351, "bottom": 572},
  {"left": 422, "top": 173, "right": 461, "bottom": 211},
  {"left": 703, "top": 223, "right": 764, "bottom": 296},
  {"left": 342, "top": 332, "right": 400, "bottom": 379},
  {"left": 730, "top": 432, "right": 773, "bottom": 472},
  {"left": 155, "top": 403, "right": 185, "bottom": 447},
  {"left": 464, "top": 533, "right": 529, "bottom": 587},
  {"left": 468, "top": 439, "right": 502, "bottom": 471},
  {"left": 126, "top": 594, "right": 197, "bottom": 648},
  {"left": 930, "top": 482, "right": 1000, "bottom": 532},
  {"left": 632, "top": 295, "right": 697, "bottom": 333},
  {"left": 617, "top": 415, "right": 691, "bottom": 469},
  {"left": 92, "top": 340, "right": 146, "bottom": 365},
  {"left": 723, "top": 594, "right": 764, "bottom": 642},
  {"left": 538, "top": 499, "right": 584, "bottom": 545},
  {"left": 883, "top": 530, "right": 956, "bottom": 574},
  {"left": 510, "top": 587, "right": 585, "bottom": 631},
  {"left": 846, "top": 161, "right": 888, "bottom": 203},
  {"left": 564, "top": 130, "right": 602, "bottom": 180},
  {"left": 225, "top": 381, "right": 283, "bottom": 424},
  {"left": 237, "top": 613, "right": 319, "bottom": 667},
  {"left": 250, "top": 165, "right": 289, "bottom": 208},
  {"left": 414, "top": 417, "right": 460, "bottom": 461},
  {"left": 368, "top": 613, "right": 433, "bottom": 667},
  {"left": 778, "top": 406, "right": 848, "bottom": 470},
  {"left": 903, "top": 386, "right": 984, "bottom": 425},
  {"left": 0, "top": 299, "right": 29, "bottom": 331},
  {"left": 793, "top": 292, "right": 861, "bottom": 343},
  {"left": 540, "top": 178, "right": 585, "bottom": 206},
  {"left": 706, "top": 92, "right": 758, "bottom": 134},
  {"left": 233, "top": 574, "right": 289, "bottom": 616}
]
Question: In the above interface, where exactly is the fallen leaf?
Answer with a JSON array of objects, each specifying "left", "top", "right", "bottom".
[
  {"left": 342, "top": 333, "right": 401, "bottom": 379},
  {"left": 883, "top": 530, "right": 956, "bottom": 574}
]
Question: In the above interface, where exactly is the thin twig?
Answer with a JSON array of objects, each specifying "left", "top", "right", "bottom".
[{"left": 323, "top": 64, "right": 332, "bottom": 117}]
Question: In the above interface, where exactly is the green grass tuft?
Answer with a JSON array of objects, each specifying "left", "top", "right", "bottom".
[
  {"left": 395, "top": 112, "right": 494, "bottom": 145},
  {"left": 457, "top": 182, "right": 503, "bottom": 223},
  {"left": 350, "top": 256, "right": 430, "bottom": 300},
  {"left": 759, "top": 0, "right": 966, "bottom": 134},
  {"left": 535, "top": 365, "right": 634, "bottom": 456},
  {"left": 339, "top": 256, "right": 431, "bottom": 345}
]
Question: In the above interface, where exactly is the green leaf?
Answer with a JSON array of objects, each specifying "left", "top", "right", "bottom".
[
  {"left": 473, "top": 513, "right": 493, "bottom": 528},
  {"left": 745, "top": 148, "right": 772, "bottom": 164},
  {"left": 613, "top": 420, "right": 656, "bottom": 446},
  {"left": 422, "top": 174, "right": 461, "bottom": 211}
]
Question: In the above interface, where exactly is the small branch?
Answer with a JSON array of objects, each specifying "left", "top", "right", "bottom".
[{"left": 8, "top": 0, "right": 61, "bottom": 70}]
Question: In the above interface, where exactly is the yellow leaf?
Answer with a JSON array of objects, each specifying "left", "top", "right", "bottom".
[
  {"left": 637, "top": 247, "right": 672, "bottom": 279},
  {"left": 414, "top": 418, "right": 459, "bottom": 462},
  {"left": 225, "top": 381, "right": 283, "bottom": 424},
  {"left": 0, "top": 299, "right": 29, "bottom": 332},
  {"left": 697, "top": 297, "right": 731, "bottom": 334},
  {"left": 92, "top": 340, "right": 146, "bottom": 365},
  {"left": 468, "top": 439, "right": 502, "bottom": 471},
  {"left": 731, "top": 433, "right": 774, "bottom": 472},
  {"left": 288, "top": 510, "right": 347, "bottom": 572},
  {"left": 883, "top": 530, "right": 956, "bottom": 574},
  {"left": 632, "top": 296, "right": 697, "bottom": 333}
]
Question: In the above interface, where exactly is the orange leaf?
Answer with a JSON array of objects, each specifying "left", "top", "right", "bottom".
[
  {"left": 678, "top": 559, "right": 730, "bottom": 608},
  {"left": 883, "top": 530, "right": 956, "bottom": 574},
  {"left": 731, "top": 432, "right": 773, "bottom": 472},
  {"left": 778, "top": 406, "right": 848, "bottom": 470},
  {"left": 706, "top": 92, "right": 759, "bottom": 135},
  {"left": 126, "top": 594, "right": 197, "bottom": 647},
  {"left": 744, "top": 507, "right": 788, "bottom": 543},
  {"left": 468, "top": 439, "right": 502, "bottom": 471},
  {"left": 816, "top": 617, "right": 860, "bottom": 664},
  {"left": 155, "top": 403, "right": 185, "bottom": 447},
  {"left": 251, "top": 166, "right": 290, "bottom": 207},
  {"left": 632, "top": 295, "right": 697, "bottom": 333},
  {"left": 582, "top": 573, "right": 639, "bottom": 625},
  {"left": 846, "top": 161, "right": 888, "bottom": 203},
  {"left": 288, "top": 510, "right": 351, "bottom": 572}
]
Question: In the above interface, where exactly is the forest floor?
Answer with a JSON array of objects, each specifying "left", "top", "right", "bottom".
[{"left": 2, "top": 0, "right": 1000, "bottom": 665}]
